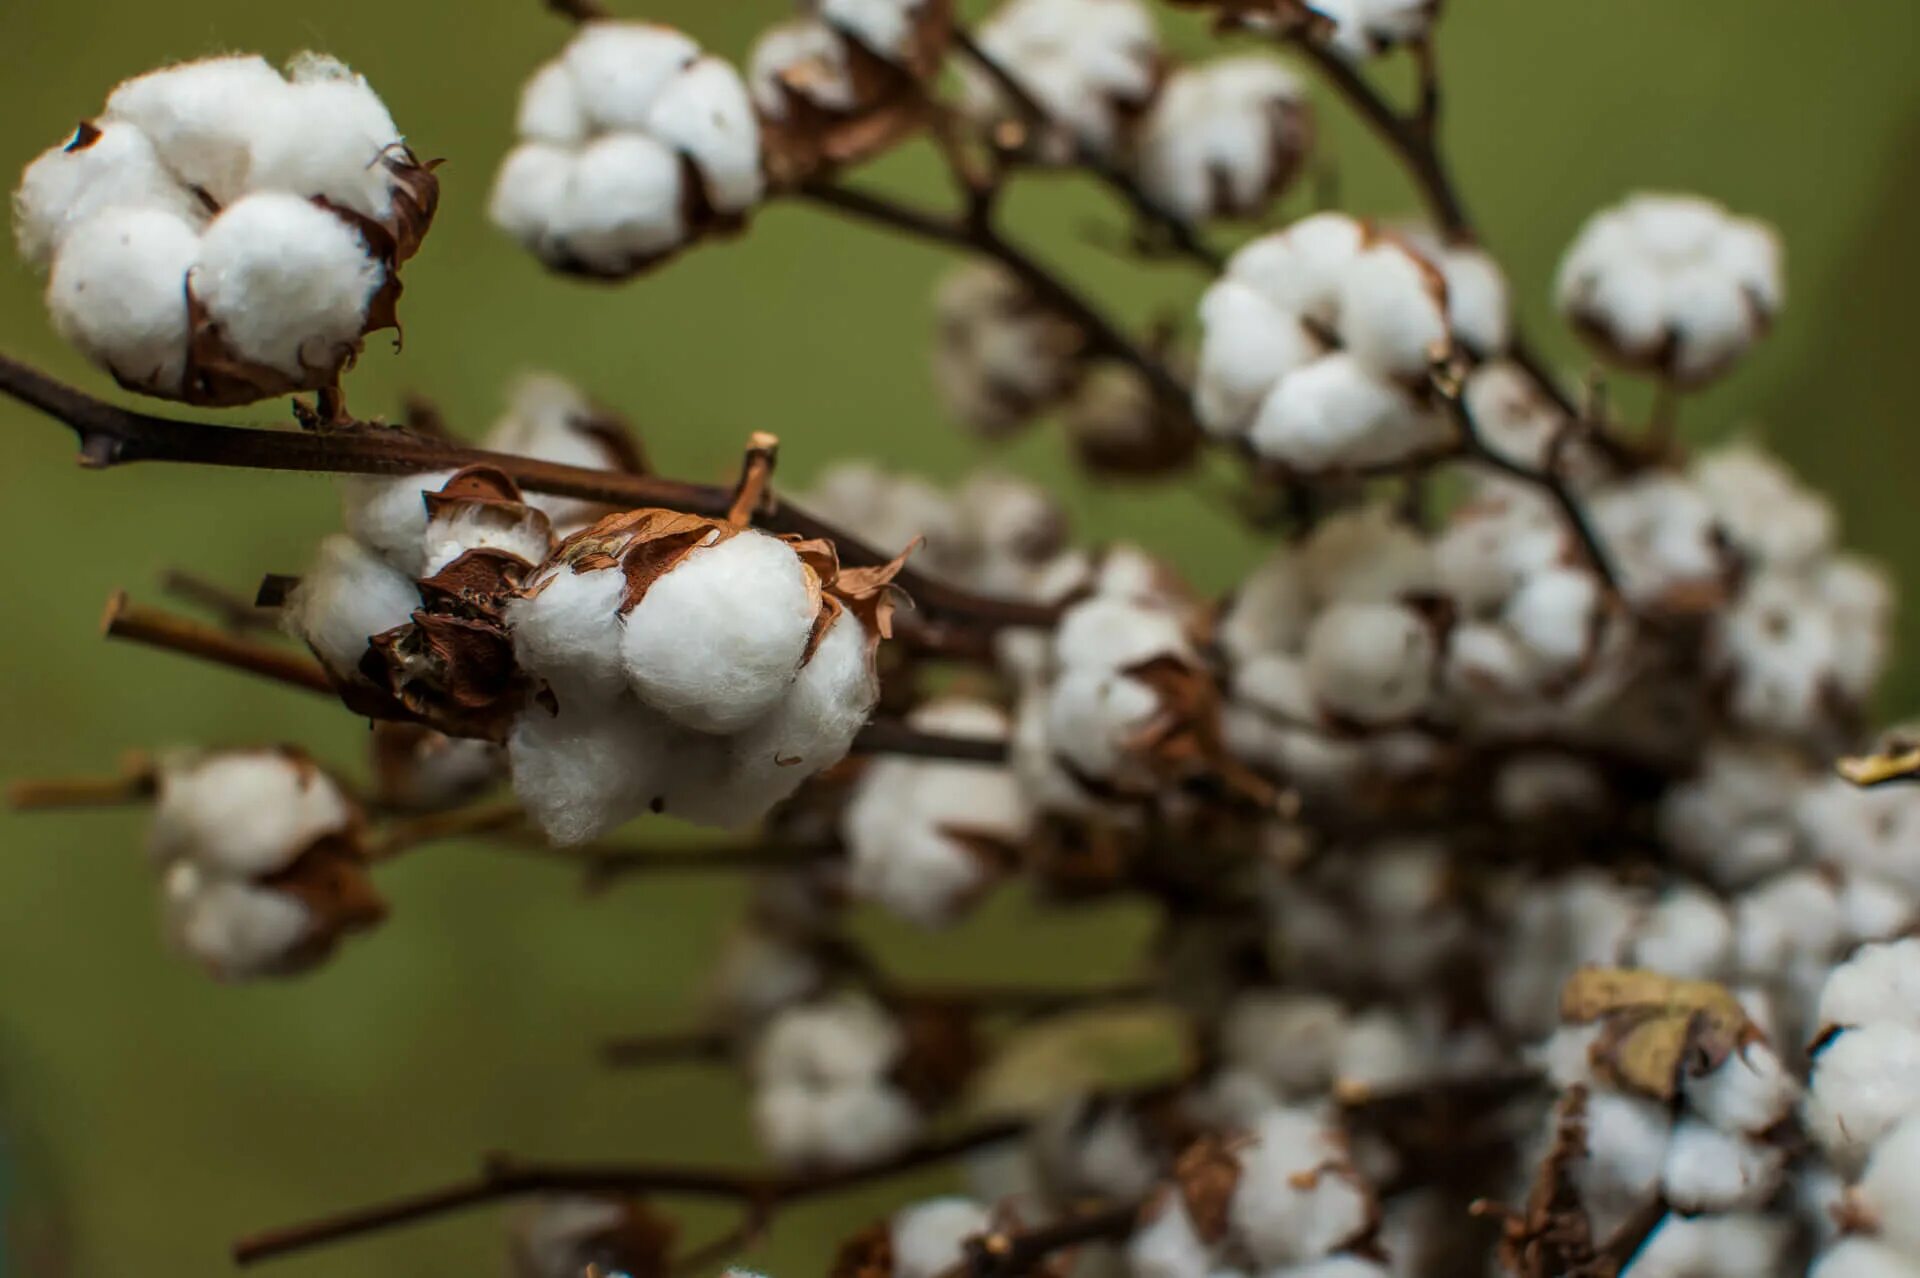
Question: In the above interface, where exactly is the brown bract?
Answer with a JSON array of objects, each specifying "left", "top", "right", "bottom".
[
  {"left": 830, "top": 1220, "right": 896, "bottom": 1278},
  {"left": 508, "top": 1197, "right": 678, "bottom": 1278},
  {"left": 1558, "top": 967, "right": 1762, "bottom": 1102},
  {"left": 1481, "top": 1086, "right": 1597, "bottom": 1278},
  {"left": 890, "top": 998, "right": 981, "bottom": 1109},
  {"left": 1170, "top": 1132, "right": 1243, "bottom": 1245}
]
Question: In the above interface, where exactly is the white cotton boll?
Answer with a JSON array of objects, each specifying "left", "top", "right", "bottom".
[
  {"left": 1193, "top": 281, "right": 1323, "bottom": 440},
  {"left": 1807, "top": 1022, "right": 1920, "bottom": 1170},
  {"left": 1531, "top": 1025, "right": 1603, "bottom": 1090},
  {"left": 162, "top": 863, "right": 316, "bottom": 981},
  {"left": 1734, "top": 870, "right": 1844, "bottom": 978},
  {"left": 1232, "top": 214, "right": 1366, "bottom": 324},
  {"left": 1128, "top": 1197, "right": 1212, "bottom": 1278},
  {"left": 717, "top": 609, "right": 878, "bottom": 818},
  {"left": 1816, "top": 939, "right": 1920, "bottom": 1036},
  {"left": 1304, "top": 602, "right": 1436, "bottom": 725},
  {"left": 1311, "top": 0, "right": 1437, "bottom": 60},
  {"left": 893, "top": 1199, "right": 992, "bottom": 1278},
  {"left": 1219, "top": 551, "right": 1311, "bottom": 662},
  {"left": 562, "top": 22, "right": 701, "bottom": 133},
  {"left": 483, "top": 374, "right": 623, "bottom": 530},
  {"left": 754, "top": 994, "right": 901, "bottom": 1085},
  {"left": 249, "top": 56, "right": 404, "bottom": 221},
  {"left": 489, "top": 142, "right": 574, "bottom": 260},
  {"left": 517, "top": 59, "right": 590, "bottom": 146},
  {"left": 14, "top": 123, "right": 206, "bottom": 271},
  {"left": 1267, "top": 1257, "right": 1390, "bottom": 1278},
  {"left": 1854, "top": 1115, "right": 1920, "bottom": 1259},
  {"left": 1502, "top": 567, "right": 1602, "bottom": 675},
  {"left": 619, "top": 531, "right": 817, "bottom": 733},
  {"left": 150, "top": 751, "right": 353, "bottom": 877},
  {"left": 967, "top": 0, "right": 1161, "bottom": 160},
  {"left": 1250, "top": 353, "right": 1440, "bottom": 470},
  {"left": 283, "top": 533, "right": 420, "bottom": 681},
  {"left": 421, "top": 505, "right": 552, "bottom": 577},
  {"left": 1334, "top": 1010, "right": 1426, "bottom": 1093},
  {"left": 1813, "top": 1242, "right": 1920, "bottom": 1278},
  {"left": 1233, "top": 654, "right": 1318, "bottom": 726},
  {"left": 1337, "top": 241, "right": 1451, "bottom": 381},
  {"left": 550, "top": 133, "right": 687, "bottom": 273},
  {"left": 1819, "top": 555, "right": 1895, "bottom": 701},
  {"left": 1135, "top": 57, "right": 1308, "bottom": 224},
  {"left": 1398, "top": 230, "right": 1510, "bottom": 355},
  {"left": 1691, "top": 443, "right": 1834, "bottom": 571},
  {"left": 1573, "top": 1092, "right": 1670, "bottom": 1218},
  {"left": 1045, "top": 667, "right": 1163, "bottom": 785},
  {"left": 643, "top": 56, "right": 763, "bottom": 214},
  {"left": 748, "top": 18, "right": 857, "bottom": 118},
  {"left": 1628, "top": 1214, "right": 1792, "bottom": 1278},
  {"left": 1839, "top": 874, "right": 1916, "bottom": 948},
  {"left": 1715, "top": 570, "right": 1845, "bottom": 738},
  {"left": 506, "top": 698, "right": 674, "bottom": 845},
  {"left": 102, "top": 55, "right": 286, "bottom": 203},
  {"left": 506, "top": 563, "right": 629, "bottom": 707},
  {"left": 1659, "top": 1120, "right": 1784, "bottom": 1212},
  {"left": 45, "top": 205, "right": 198, "bottom": 396},
  {"left": 1628, "top": 886, "right": 1733, "bottom": 980},
  {"left": 1055, "top": 596, "right": 1192, "bottom": 672},
  {"left": 192, "top": 193, "right": 382, "bottom": 379},
  {"left": 1230, "top": 1106, "right": 1372, "bottom": 1266},
  {"left": 1034, "top": 1101, "right": 1160, "bottom": 1201},
  {"left": 1222, "top": 991, "right": 1348, "bottom": 1095},
  {"left": 754, "top": 1080, "right": 921, "bottom": 1168},
  {"left": 1797, "top": 777, "right": 1920, "bottom": 896},
  {"left": 1660, "top": 741, "right": 1808, "bottom": 889},
  {"left": 339, "top": 472, "right": 454, "bottom": 576},
  {"left": 1663, "top": 262, "right": 1758, "bottom": 385}
]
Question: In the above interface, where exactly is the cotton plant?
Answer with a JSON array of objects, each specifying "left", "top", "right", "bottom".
[{"left": 7, "top": 2, "right": 1920, "bottom": 1277}]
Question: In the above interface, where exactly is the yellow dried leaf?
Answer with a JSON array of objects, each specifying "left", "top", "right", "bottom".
[{"left": 1559, "top": 967, "right": 1760, "bottom": 1101}]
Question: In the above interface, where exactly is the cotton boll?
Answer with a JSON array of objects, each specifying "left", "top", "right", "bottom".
[
  {"left": 14, "top": 122, "right": 206, "bottom": 270},
  {"left": 1304, "top": 602, "right": 1436, "bottom": 725},
  {"left": 250, "top": 55, "right": 404, "bottom": 221},
  {"left": 718, "top": 608, "right": 879, "bottom": 817},
  {"left": 1128, "top": 1197, "right": 1212, "bottom": 1278},
  {"left": 550, "top": 133, "right": 687, "bottom": 274},
  {"left": 1660, "top": 741, "right": 1809, "bottom": 889},
  {"left": 1233, "top": 654, "right": 1318, "bottom": 727},
  {"left": 1812, "top": 1241, "right": 1920, "bottom": 1278},
  {"left": 748, "top": 18, "right": 858, "bottom": 118},
  {"left": 338, "top": 472, "right": 454, "bottom": 576},
  {"left": 643, "top": 56, "right": 764, "bottom": 213},
  {"left": 1573, "top": 1093, "right": 1669, "bottom": 1227},
  {"left": 1658, "top": 1120, "right": 1784, "bottom": 1212},
  {"left": 162, "top": 863, "right": 316, "bottom": 981},
  {"left": 965, "top": 0, "right": 1161, "bottom": 162},
  {"left": 1815, "top": 939, "right": 1920, "bottom": 1037},
  {"left": 765, "top": 1079, "right": 922, "bottom": 1168},
  {"left": 618, "top": 531, "right": 817, "bottom": 733},
  {"left": 1229, "top": 1106, "right": 1373, "bottom": 1265},
  {"left": 1134, "top": 57, "right": 1310, "bottom": 223},
  {"left": 1054, "top": 596, "right": 1193, "bottom": 672},
  {"left": 1628, "top": 1214, "right": 1793, "bottom": 1278},
  {"left": 1691, "top": 443, "right": 1834, "bottom": 571},
  {"left": 562, "top": 22, "right": 701, "bottom": 133},
  {"left": 1034, "top": 1100, "right": 1161, "bottom": 1201},
  {"left": 1337, "top": 240, "right": 1451, "bottom": 381},
  {"left": 489, "top": 142, "right": 575, "bottom": 260},
  {"left": 1627, "top": 886, "right": 1733, "bottom": 980},
  {"left": 1798, "top": 777, "right": 1920, "bottom": 895},
  {"left": 517, "top": 59, "right": 590, "bottom": 146},
  {"left": 1299, "top": 506, "right": 1438, "bottom": 607},
  {"left": 1806, "top": 1022, "right": 1920, "bottom": 1170},
  {"left": 1853, "top": 1114, "right": 1920, "bottom": 1259},
  {"left": 1311, "top": 0, "right": 1439, "bottom": 60},
  {"left": 192, "top": 193, "right": 382, "bottom": 380},
  {"left": 45, "top": 205, "right": 198, "bottom": 396},
  {"left": 1838, "top": 875, "right": 1918, "bottom": 950},
  {"left": 754, "top": 994, "right": 902, "bottom": 1089},
  {"left": 1250, "top": 354, "right": 1441, "bottom": 470},
  {"left": 420, "top": 504, "right": 552, "bottom": 578},
  {"left": 506, "top": 563, "right": 629, "bottom": 707},
  {"left": 150, "top": 750, "right": 354, "bottom": 877},
  {"left": 1334, "top": 1010, "right": 1427, "bottom": 1093},
  {"left": 1193, "top": 279, "right": 1322, "bottom": 438},
  {"left": 1734, "top": 870, "right": 1844, "bottom": 978},
  {"left": 1399, "top": 229, "right": 1510, "bottom": 355},
  {"left": 892, "top": 1199, "right": 992, "bottom": 1278},
  {"left": 102, "top": 54, "right": 286, "bottom": 203},
  {"left": 506, "top": 698, "right": 674, "bottom": 845},
  {"left": 1222, "top": 991, "right": 1347, "bottom": 1095},
  {"left": 283, "top": 533, "right": 421, "bottom": 681},
  {"left": 1502, "top": 567, "right": 1602, "bottom": 675},
  {"left": 1045, "top": 666, "right": 1164, "bottom": 786}
]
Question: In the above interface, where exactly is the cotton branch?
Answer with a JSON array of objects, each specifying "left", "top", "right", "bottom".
[
  {"left": 6, "top": 753, "right": 156, "bottom": 811},
  {"left": 101, "top": 591, "right": 334, "bottom": 694},
  {"left": 949, "top": 1200, "right": 1145, "bottom": 1278},
  {"left": 159, "top": 570, "right": 282, "bottom": 633},
  {"left": 0, "top": 353, "right": 1060, "bottom": 631},
  {"left": 232, "top": 1118, "right": 1030, "bottom": 1266}
]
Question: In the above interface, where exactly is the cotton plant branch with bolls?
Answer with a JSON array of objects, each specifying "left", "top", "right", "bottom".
[{"left": 3, "top": 1, "right": 1920, "bottom": 1277}]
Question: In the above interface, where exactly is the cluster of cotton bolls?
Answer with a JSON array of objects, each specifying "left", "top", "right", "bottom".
[
  {"left": 492, "top": 20, "right": 762, "bottom": 276},
  {"left": 932, "top": 263, "right": 1089, "bottom": 438},
  {"left": 749, "top": 992, "right": 926, "bottom": 1168},
  {"left": 1307, "top": 0, "right": 1442, "bottom": 62},
  {"left": 13, "top": 52, "right": 435, "bottom": 404},
  {"left": 505, "top": 1196, "right": 676, "bottom": 1278},
  {"left": 146, "top": 748, "right": 384, "bottom": 980},
  {"left": 962, "top": 0, "right": 1164, "bottom": 164}
]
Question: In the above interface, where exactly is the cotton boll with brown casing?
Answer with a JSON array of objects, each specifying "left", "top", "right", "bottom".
[
  {"left": 283, "top": 533, "right": 422, "bottom": 683},
  {"left": 45, "top": 206, "right": 199, "bottom": 397}
]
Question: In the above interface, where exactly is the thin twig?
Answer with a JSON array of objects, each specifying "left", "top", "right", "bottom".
[
  {"left": 599, "top": 1029, "right": 734, "bottom": 1069},
  {"left": 0, "top": 353, "right": 1060, "bottom": 631},
  {"left": 727, "top": 432, "right": 780, "bottom": 528},
  {"left": 949, "top": 1200, "right": 1144, "bottom": 1278},
  {"left": 6, "top": 755, "right": 157, "bottom": 811},
  {"left": 159, "top": 570, "right": 282, "bottom": 634},
  {"left": 853, "top": 719, "right": 1010, "bottom": 764},
  {"left": 544, "top": 0, "right": 608, "bottom": 21},
  {"left": 101, "top": 591, "right": 335, "bottom": 694},
  {"left": 368, "top": 799, "right": 526, "bottom": 860}
]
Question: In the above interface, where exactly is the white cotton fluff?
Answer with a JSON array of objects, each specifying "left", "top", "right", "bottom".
[
  {"left": 510, "top": 1197, "right": 630, "bottom": 1278},
  {"left": 548, "top": 133, "right": 687, "bottom": 274},
  {"left": 1853, "top": 1114, "right": 1920, "bottom": 1259},
  {"left": 1658, "top": 1119, "right": 1784, "bottom": 1213},
  {"left": 1193, "top": 280, "right": 1322, "bottom": 439},
  {"left": 1399, "top": 229, "right": 1510, "bottom": 355},
  {"left": 1134, "top": 57, "right": 1309, "bottom": 223},
  {"left": 966, "top": 0, "right": 1161, "bottom": 161},
  {"left": 507, "top": 697, "right": 674, "bottom": 845},
  {"left": 1815, "top": 939, "right": 1920, "bottom": 1037},
  {"left": 14, "top": 123, "right": 207, "bottom": 271},
  {"left": 283, "top": 533, "right": 421, "bottom": 680},
  {"left": 748, "top": 19, "right": 858, "bottom": 118},
  {"left": 819, "top": 0, "right": 926, "bottom": 60},
  {"left": 754, "top": 1078, "right": 921, "bottom": 1168},
  {"left": 483, "top": 374, "right": 622, "bottom": 528},
  {"left": 1337, "top": 239, "right": 1451, "bottom": 381},
  {"left": 1222, "top": 991, "right": 1348, "bottom": 1095},
  {"left": 248, "top": 54, "right": 404, "bottom": 221},
  {"left": 517, "top": 60, "right": 591, "bottom": 146},
  {"left": 1311, "top": 0, "right": 1439, "bottom": 61},
  {"left": 891, "top": 1199, "right": 992, "bottom": 1278},
  {"left": 1798, "top": 778, "right": 1920, "bottom": 896},
  {"left": 1733, "top": 871, "right": 1844, "bottom": 979},
  {"left": 150, "top": 750, "right": 353, "bottom": 878},
  {"left": 1571, "top": 1092, "right": 1669, "bottom": 1236},
  {"left": 1807, "top": 1021, "right": 1920, "bottom": 1170},
  {"left": 1626, "top": 886, "right": 1733, "bottom": 980},
  {"left": 1626, "top": 1213, "right": 1793, "bottom": 1278},
  {"left": 1299, "top": 506, "right": 1437, "bottom": 607},
  {"left": 754, "top": 993, "right": 901, "bottom": 1085},
  {"left": 162, "top": 862, "right": 315, "bottom": 981},
  {"left": 1229, "top": 1106, "right": 1373, "bottom": 1266},
  {"left": 1658, "top": 741, "right": 1807, "bottom": 889},
  {"left": 1502, "top": 567, "right": 1601, "bottom": 674},
  {"left": 641, "top": 56, "right": 763, "bottom": 212},
  {"left": 1591, "top": 474, "right": 1725, "bottom": 609},
  {"left": 619, "top": 531, "right": 818, "bottom": 734},
  {"left": 45, "top": 205, "right": 198, "bottom": 396},
  {"left": 1303, "top": 602, "right": 1436, "bottom": 725},
  {"left": 1043, "top": 666, "right": 1165, "bottom": 790},
  {"left": 1250, "top": 353, "right": 1441, "bottom": 470},
  {"left": 191, "top": 192, "right": 383, "bottom": 379},
  {"left": 1714, "top": 570, "right": 1849, "bottom": 739},
  {"left": 1219, "top": 552, "right": 1312, "bottom": 663},
  {"left": 506, "top": 562, "right": 631, "bottom": 706},
  {"left": 1034, "top": 1101, "right": 1161, "bottom": 1200},
  {"left": 932, "top": 263, "right": 1083, "bottom": 437},
  {"left": 488, "top": 142, "right": 575, "bottom": 262},
  {"left": 339, "top": 471, "right": 455, "bottom": 576},
  {"left": 1812, "top": 1241, "right": 1920, "bottom": 1278},
  {"left": 1334, "top": 1009, "right": 1427, "bottom": 1092},
  {"left": 420, "top": 504, "right": 553, "bottom": 577},
  {"left": 562, "top": 22, "right": 701, "bottom": 132},
  {"left": 1129, "top": 1197, "right": 1213, "bottom": 1278},
  {"left": 1555, "top": 193, "right": 1783, "bottom": 386},
  {"left": 1691, "top": 443, "right": 1834, "bottom": 571},
  {"left": 1055, "top": 595, "right": 1193, "bottom": 672},
  {"left": 101, "top": 54, "right": 287, "bottom": 203}
]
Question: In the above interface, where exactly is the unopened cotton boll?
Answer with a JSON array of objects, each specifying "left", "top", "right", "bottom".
[
  {"left": 283, "top": 533, "right": 421, "bottom": 681},
  {"left": 1229, "top": 1105, "right": 1374, "bottom": 1265},
  {"left": 892, "top": 1199, "right": 992, "bottom": 1278},
  {"left": 150, "top": 750, "right": 354, "bottom": 878},
  {"left": 619, "top": 531, "right": 818, "bottom": 733},
  {"left": 45, "top": 206, "right": 198, "bottom": 396},
  {"left": 965, "top": 0, "right": 1161, "bottom": 162},
  {"left": 191, "top": 193, "right": 383, "bottom": 380},
  {"left": 1134, "top": 57, "right": 1311, "bottom": 223},
  {"left": 1807, "top": 1021, "right": 1920, "bottom": 1170},
  {"left": 14, "top": 123, "right": 207, "bottom": 270},
  {"left": 1304, "top": 602, "right": 1437, "bottom": 725}
]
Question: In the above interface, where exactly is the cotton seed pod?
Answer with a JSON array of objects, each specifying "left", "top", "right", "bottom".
[
  {"left": 750, "top": 0, "right": 953, "bottom": 185},
  {"left": 506, "top": 1196, "right": 677, "bottom": 1278},
  {"left": 932, "top": 263, "right": 1087, "bottom": 438},
  {"left": 1060, "top": 362, "right": 1201, "bottom": 477},
  {"left": 492, "top": 21, "right": 762, "bottom": 279},
  {"left": 1134, "top": 56, "right": 1313, "bottom": 224},
  {"left": 963, "top": 0, "right": 1163, "bottom": 164},
  {"left": 18, "top": 53, "right": 437, "bottom": 405},
  {"left": 1556, "top": 192, "right": 1783, "bottom": 388}
]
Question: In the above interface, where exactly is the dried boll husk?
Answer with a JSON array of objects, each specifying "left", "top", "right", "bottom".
[
  {"left": 1558, "top": 967, "right": 1765, "bottom": 1103},
  {"left": 507, "top": 1196, "right": 678, "bottom": 1278}
]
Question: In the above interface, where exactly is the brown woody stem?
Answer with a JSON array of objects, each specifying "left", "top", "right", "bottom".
[
  {"left": 101, "top": 591, "right": 335, "bottom": 694},
  {"left": 368, "top": 799, "right": 526, "bottom": 860},
  {"left": 955, "top": 1200, "right": 1145, "bottom": 1278},
  {"left": 6, "top": 756, "right": 157, "bottom": 811},
  {"left": 0, "top": 353, "right": 1059, "bottom": 630},
  {"left": 727, "top": 432, "right": 780, "bottom": 528},
  {"left": 159, "top": 569, "right": 282, "bottom": 633}
]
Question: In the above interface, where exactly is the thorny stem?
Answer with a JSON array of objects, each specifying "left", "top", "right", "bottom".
[
  {"left": 159, "top": 569, "right": 281, "bottom": 633},
  {"left": 0, "top": 353, "right": 1061, "bottom": 631},
  {"left": 101, "top": 591, "right": 334, "bottom": 694},
  {"left": 231, "top": 1118, "right": 1031, "bottom": 1266}
]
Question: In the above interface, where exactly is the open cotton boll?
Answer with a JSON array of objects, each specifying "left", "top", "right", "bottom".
[
  {"left": 1798, "top": 777, "right": 1920, "bottom": 895},
  {"left": 1249, "top": 354, "right": 1441, "bottom": 471},
  {"left": 748, "top": 18, "right": 858, "bottom": 118},
  {"left": 1222, "top": 991, "right": 1348, "bottom": 1096},
  {"left": 340, "top": 472, "right": 454, "bottom": 576},
  {"left": 248, "top": 54, "right": 403, "bottom": 221},
  {"left": 561, "top": 22, "right": 702, "bottom": 133},
  {"left": 1806, "top": 1021, "right": 1920, "bottom": 1169},
  {"left": 1311, "top": 0, "right": 1440, "bottom": 60},
  {"left": 1626, "top": 886, "right": 1733, "bottom": 979},
  {"left": 1571, "top": 1092, "right": 1669, "bottom": 1228},
  {"left": 547, "top": 133, "right": 687, "bottom": 274},
  {"left": 619, "top": 531, "right": 817, "bottom": 734},
  {"left": 1336, "top": 240, "right": 1451, "bottom": 381},
  {"left": 1299, "top": 505, "right": 1437, "bottom": 607},
  {"left": 1813, "top": 1242, "right": 1920, "bottom": 1278},
  {"left": 1502, "top": 567, "right": 1602, "bottom": 674},
  {"left": 14, "top": 123, "right": 206, "bottom": 271},
  {"left": 507, "top": 698, "right": 674, "bottom": 845},
  {"left": 891, "top": 1199, "right": 992, "bottom": 1278},
  {"left": 1045, "top": 667, "right": 1164, "bottom": 785},
  {"left": 283, "top": 533, "right": 421, "bottom": 681},
  {"left": 1134, "top": 57, "right": 1310, "bottom": 224},
  {"left": 506, "top": 562, "right": 629, "bottom": 706},
  {"left": 1229, "top": 1106, "right": 1374, "bottom": 1266},
  {"left": 150, "top": 750, "right": 353, "bottom": 877},
  {"left": 1815, "top": 939, "right": 1920, "bottom": 1037},
  {"left": 1732, "top": 870, "right": 1844, "bottom": 978},
  {"left": 46, "top": 206, "right": 198, "bottom": 396},
  {"left": 162, "top": 863, "right": 315, "bottom": 982},
  {"left": 1659, "top": 741, "right": 1807, "bottom": 889},
  {"left": 1659, "top": 1120, "right": 1784, "bottom": 1212},
  {"left": 1398, "top": 228, "right": 1510, "bottom": 356},
  {"left": 1055, "top": 595, "right": 1192, "bottom": 672},
  {"left": 1129, "top": 1196, "right": 1212, "bottom": 1278},
  {"left": 517, "top": 60, "right": 591, "bottom": 146},
  {"left": 191, "top": 192, "right": 383, "bottom": 379},
  {"left": 1231, "top": 214, "right": 1366, "bottom": 325},
  {"left": 1628, "top": 1214, "right": 1793, "bottom": 1278},
  {"left": 1033, "top": 1100, "right": 1161, "bottom": 1201},
  {"left": 1691, "top": 443, "right": 1834, "bottom": 571},
  {"left": 642, "top": 56, "right": 763, "bottom": 213},
  {"left": 1193, "top": 279, "right": 1323, "bottom": 438},
  {"left": 489, "top": 142, "right": 575, "bottom": 261},
  {"left": 1853, "top": 1115, "right": 1920, "bottom": 1259},
  {"left": 1218, "top": 551, "right": 1311, "bottom": 662},
  {"left": 102, "top": 54, "right": 286, "bottom": 203},
  {"left": 819, "top": 0, "right": 927, "bottom": 61},
  {"left": 965, "top": 0, "right": 1161, "bottom": 161},
  {"left": 754, "top": 1078, "right": 922, "bottom": 1168},
  {"left": 1304, "top": 602, "right": 1436, "bottom": 725},
  {"left": 421, "top": 504, "right": 553, "bottom": 577}
]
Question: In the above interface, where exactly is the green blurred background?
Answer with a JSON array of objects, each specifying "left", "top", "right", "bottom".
[{"left": 0, "top": 1, "right": 1917, "bottom": 1273}]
